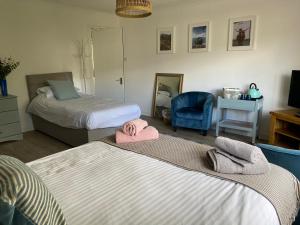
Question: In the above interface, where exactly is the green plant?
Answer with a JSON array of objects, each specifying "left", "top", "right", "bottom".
[{"left": 0, "top": 57, "right": 20, "bottom": 80}]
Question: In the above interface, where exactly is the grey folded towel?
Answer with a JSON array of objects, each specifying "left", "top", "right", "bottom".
[
  {"left": 207, "top": 148, "right": 270, "bottom": 175},
  {"left": 215, "top": 137, "right": 260, "bottom": 163},
  {"left": 215, "top": 148, "right": 249, "bottom": 166}
]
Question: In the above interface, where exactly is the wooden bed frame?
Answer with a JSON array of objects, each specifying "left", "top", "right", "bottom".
[{"left": 26, "top": 72, "right": 117, "bottom": 147}]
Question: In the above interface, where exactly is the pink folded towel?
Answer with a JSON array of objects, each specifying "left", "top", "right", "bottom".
[
  {"left": 116, "top": 126, "right": 159, "bottom": 144},
  {"left": 122, "top": 119, "right": 148, "bottom": 136}
]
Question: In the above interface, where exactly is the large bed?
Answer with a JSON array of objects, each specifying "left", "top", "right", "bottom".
[
  {"left": 26, "top": 135, "right": 299, "bottom": 225},
  {"left": 26, "top": 72, "right": 141, "bottom": 146}
]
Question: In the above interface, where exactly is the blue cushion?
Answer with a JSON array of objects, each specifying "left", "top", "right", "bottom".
[
  {"left": 257, "top": 144, "right": 300, "bottom": 179},
  {"left": 258, "top": 144, "right": 300, "bottom": 156},
  {"left": 256, "top": 144, "right": 300, "bottom": 225},
  {"left": 0, "top": 200, "right": 35, "bottom": 225},
  {"left": 0, "top": 155, "right": 67, "bottom": 225},
  {"left": 175, "top": 107, "right": 204, "bottom": 120},
  {"left": 48, "top": 80, "right": 80, "bottom": 100}
]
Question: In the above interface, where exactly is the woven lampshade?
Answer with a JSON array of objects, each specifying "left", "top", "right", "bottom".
[{"left": 116, "top": 0, "right": 152, "bottom": 18}]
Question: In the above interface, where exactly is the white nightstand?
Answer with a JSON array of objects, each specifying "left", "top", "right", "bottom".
[{"left": 0, "top": 95, "right": 23, "bottom": 142}]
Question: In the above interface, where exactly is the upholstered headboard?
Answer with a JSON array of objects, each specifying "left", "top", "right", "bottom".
[{"left": 26, "top": 72, "right": 73, "bottom": 101}]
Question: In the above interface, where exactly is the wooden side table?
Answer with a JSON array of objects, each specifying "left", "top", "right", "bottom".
[
  {"left": 216, "top": 96, "right": 263, "bottom": 144},
  {"left": 269, "top": 109, "right": 300, "bottom": 149}
]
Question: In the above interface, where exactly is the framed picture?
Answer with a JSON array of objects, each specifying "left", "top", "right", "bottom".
[
  {"left": 157, "top": 27, "right": 176, "bottom": 54},
  {"left": 228, "top": 16, "right": 257, "bottom": 51},
  {"left": 189, "top": 22, "right": 210, "bottom": 52},
  {"left": 152, "top": 73, "right": 184, "bottom": 120}
]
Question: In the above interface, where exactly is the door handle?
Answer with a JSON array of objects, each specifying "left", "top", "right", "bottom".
[{"left": 115, "top": 77, "right": 123, "bottom": 85}]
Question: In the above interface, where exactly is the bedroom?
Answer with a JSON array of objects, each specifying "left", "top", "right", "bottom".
[{"left": 1, "top": 0, "right": 300, "bottom": 224}]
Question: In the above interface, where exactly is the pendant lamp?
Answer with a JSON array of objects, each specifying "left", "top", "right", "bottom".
[{"left": 116, "top": 0, "right": 152, "bottom": 18}]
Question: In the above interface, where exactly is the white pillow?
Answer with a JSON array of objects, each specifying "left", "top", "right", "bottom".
[
  {"left": 36, "top": 86, "right": 81, "bottom": 98},
  {"left": 36, "top": 86, "right": 54, "bottom": 98}
]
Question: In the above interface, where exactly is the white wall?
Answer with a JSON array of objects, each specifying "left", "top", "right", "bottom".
[
  {"left": 121, "top": 0, "right": 300, "bottom": 138},
  {"left": 2, "top": 0, "right": 299, "bottom": 138},
  {"left": 0, "top": 0, "right": 119, "bottom": 132}
]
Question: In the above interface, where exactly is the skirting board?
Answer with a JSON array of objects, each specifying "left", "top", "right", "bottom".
[{"left": 31, "top": 115, "right": 117, "bottom": 147}]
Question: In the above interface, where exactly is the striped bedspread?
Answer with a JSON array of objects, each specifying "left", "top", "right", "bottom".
[{"left": 27, "top": 142, "right": 280, "bottom": 225}]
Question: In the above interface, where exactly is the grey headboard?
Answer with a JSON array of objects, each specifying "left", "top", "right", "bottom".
[{"left": 26, "top": 72, "right": 73, "bottom": 101}]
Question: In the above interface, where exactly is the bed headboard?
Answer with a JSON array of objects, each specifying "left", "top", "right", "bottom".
[{"left": 26, "top": 72, "right": 73, "bottom": 101}]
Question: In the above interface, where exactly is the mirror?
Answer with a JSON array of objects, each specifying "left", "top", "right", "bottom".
[{"left": 152, "top": 73, "right": 184, "bottom": 121}]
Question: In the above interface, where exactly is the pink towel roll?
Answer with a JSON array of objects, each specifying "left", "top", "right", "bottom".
[
  {"left": 116, "top": 126, "right": 159, "bottom": 144},
  {"left": 122, "top": 119, "right": 148, "bottom": 136}
]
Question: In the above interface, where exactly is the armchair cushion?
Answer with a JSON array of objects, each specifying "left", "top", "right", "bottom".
[{"left": 175, "top": 107, "right": 203, "bottom": 120}]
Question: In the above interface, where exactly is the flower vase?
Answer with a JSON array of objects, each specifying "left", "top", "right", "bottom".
[{"left": 0, "top": 79, "right": 8, "bottom": 96}]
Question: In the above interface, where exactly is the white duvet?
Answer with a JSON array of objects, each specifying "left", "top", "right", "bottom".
[
  {"left": 27, "top": 95, "right": 141, "bottom": 130},
  {"left": 28, "top": 142, "right": 279, "bottom": 225}
]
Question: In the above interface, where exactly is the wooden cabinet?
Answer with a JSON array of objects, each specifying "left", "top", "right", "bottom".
[
  {"left": 269, "top": 110, "right": 300, "bottom": 149},
  {"left": 0, "top": 95, "right": 23, "bottom": 142}
]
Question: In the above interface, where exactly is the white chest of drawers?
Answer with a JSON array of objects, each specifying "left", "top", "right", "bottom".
[{"left": 0, "top": 95, "right": 23, "bottom": 142}]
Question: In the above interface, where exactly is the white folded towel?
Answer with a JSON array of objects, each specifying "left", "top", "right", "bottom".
[{"left": 215, "top": 137, "right": 260, "bottom": 163}]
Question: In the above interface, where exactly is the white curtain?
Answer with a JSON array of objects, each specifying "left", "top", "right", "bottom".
[{"left": 82, "top": 39, "right": 95, "bottom": 95}]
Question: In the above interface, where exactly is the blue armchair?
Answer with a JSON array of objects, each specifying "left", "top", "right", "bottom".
[
  {"left": 171, "top": 91, "right": 214, "bottom": 135},
  {"left": 257, "top": 144, "right": 300, "bottom": 225}
]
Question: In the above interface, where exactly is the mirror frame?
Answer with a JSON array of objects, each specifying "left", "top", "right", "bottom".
[{"left": 152, "top": 73, "right": 184, "bottom": 118}]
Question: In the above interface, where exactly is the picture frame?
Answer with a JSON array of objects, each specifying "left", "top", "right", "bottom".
[
  {"left": 189, "top": 22, "right": 210, "bottom": 52},
  {"left": 157, "top": 27, "right": 176, "bottom": 54},
  {"left": 152, "top": 73, "right": 184, "bottom": 120},
  {"left": 228, "top": 16, "right": 257, "bottom": 51}
]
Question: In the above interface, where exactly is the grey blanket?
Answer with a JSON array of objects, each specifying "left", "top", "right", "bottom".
[{"left": 102, "top": 134, "right": 300, "bottom": 225}]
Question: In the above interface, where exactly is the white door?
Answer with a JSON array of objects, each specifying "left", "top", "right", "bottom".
[{"left": 92, "top": 28, "right": 124, "bottom": 102}]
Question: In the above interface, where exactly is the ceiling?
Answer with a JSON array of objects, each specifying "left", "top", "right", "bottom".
[{"left": 49, "top": 0, "right": 185, "bottom": 13}]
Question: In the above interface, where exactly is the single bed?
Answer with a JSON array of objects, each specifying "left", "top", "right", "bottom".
[
  {"left": 26, "top": 72, "right": 141, "bottom": 146},
  {"left": 25, "top": 136, "right": 300, "bottom": 225}
]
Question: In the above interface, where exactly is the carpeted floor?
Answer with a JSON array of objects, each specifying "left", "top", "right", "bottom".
[
  {"left": 0, "top": 116, "right": 263, "bottom": 163},
  {"left": 0, "top": 131, "right": 70, "bottom": 163},
  {"left": 143, "top": 116, "right": 259, "bottom": 145}
]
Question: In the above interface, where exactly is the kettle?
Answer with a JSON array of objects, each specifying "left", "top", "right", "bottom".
[{"left": 248, "top": 83, "right": 262, "bottom": 99}]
